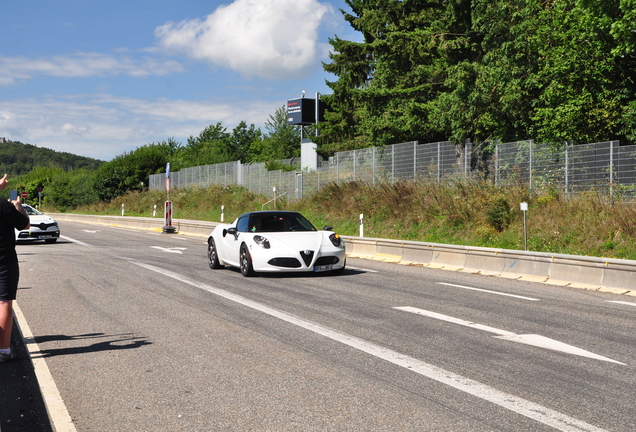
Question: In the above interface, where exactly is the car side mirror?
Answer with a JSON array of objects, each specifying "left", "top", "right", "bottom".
[
  {"left": 227, "top": 227, "right": 238, "bottom": 238},
  {"left": 323, "top": 225, "right": 333, "bottom": 231}
]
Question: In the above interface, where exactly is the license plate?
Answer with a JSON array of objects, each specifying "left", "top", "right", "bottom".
[
  {"left": 38, "top": 235, "right": 52, "bottom": 239},
  {"left": 314, "top": 264, "right": 333, "bottom": 272}
]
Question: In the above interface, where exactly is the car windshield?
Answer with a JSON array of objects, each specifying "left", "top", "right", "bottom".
[
  {"left": 249, "top": 213, "right": 316, "bottom": 232},
  {"left": 23, "top": 206, "right": 43, "bottom": 216}
]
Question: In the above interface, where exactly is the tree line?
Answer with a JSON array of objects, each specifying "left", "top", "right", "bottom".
[
  {"left": 317, "top": 0, "right": 636, "bottom": 154},
  {"left": 3, "top": 106, "right": 303, "bottom": 209}
]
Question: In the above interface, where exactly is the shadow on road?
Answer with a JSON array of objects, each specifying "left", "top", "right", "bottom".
[{"left": 32, "top": 333, "right": 151, "bottom": 359}]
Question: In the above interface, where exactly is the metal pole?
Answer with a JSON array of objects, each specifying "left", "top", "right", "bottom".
[
  {"left": 437, "top": 142, "right": 441, "bottom": 183},
  {"left": 524, "top": 211, "right": 527, "bottom": 251},
  {"left": 565, "top": 143, "right": 569, "bottom": 202},
  {"left": 610, "top": 140, "right": 615, "bottom": 205},
  {"left": 495, "top": 143, "right": 499, "bottom": 186},
  {"left": 529, "top": 140, "right": 533, "bottom": 192},
  {"left": 372, "top": 147, "right": 376, "bottom": 186}
]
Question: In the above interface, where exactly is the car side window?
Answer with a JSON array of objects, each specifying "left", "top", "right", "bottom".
[{"left": 236, "top": 216, "right": 250, "bottom": 232}]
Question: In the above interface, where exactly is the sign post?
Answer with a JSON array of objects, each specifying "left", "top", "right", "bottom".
[{"left": 520, "top": 202, "right": 528, "bottom": 251}]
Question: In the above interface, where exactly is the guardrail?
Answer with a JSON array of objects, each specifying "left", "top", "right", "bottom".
[{"left": 50, "top": 213, "right": 635, "bottom": 294}]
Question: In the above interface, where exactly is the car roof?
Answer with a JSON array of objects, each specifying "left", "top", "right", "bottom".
[{"left": 238, "top": 211, "right": 302, "bottom": 217}]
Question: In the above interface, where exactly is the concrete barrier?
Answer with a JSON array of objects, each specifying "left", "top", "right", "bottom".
[{"left": 50, "top": 213, "right": 635, "bottom": 294}]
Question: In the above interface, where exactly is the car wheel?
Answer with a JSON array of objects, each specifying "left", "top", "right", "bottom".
[
  {"left": 240, "top": 244, "right": 255, "bottom": 277},
  {"left": 207, "top": 239, "right": 224, "bottom": 269},
  {"left": 45, "top": 239, "right": 57, "bottom": 244}
]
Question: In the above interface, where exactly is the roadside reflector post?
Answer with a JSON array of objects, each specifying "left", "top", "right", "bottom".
[
  {"left": 163, "top": 200, "right": 176, "bottom": 233},
  {"left": 153, "top": 204, "right": 157, "bottom": 217},
  {"left": 121, "top": 204, "right": 124, "bottom": 216},
  {"left": 359, "top": 213, "right": 364, "bottom": 238},
  {"left": 221, "top": 205, "right": 225, "bottom": 223}
]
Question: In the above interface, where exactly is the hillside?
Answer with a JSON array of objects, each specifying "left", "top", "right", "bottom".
[{"left": 0, "top": 140, "right": 104, "bottom": 175}]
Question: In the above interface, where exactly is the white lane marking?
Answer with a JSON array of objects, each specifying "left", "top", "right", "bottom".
[
  {"left": 126, "top": 259, "right": 610, "bottom": 432},
  {"left": 607, "top": 301, "right": 636, "bottom": 307},
  {"left": 394, "top": 307, "right": 625, "bottom": 365},
  {"left": 14, "top": 302, "right": 78, "bottom": 432},
  {"left": 150, "top": 246, "right": 187, "bottom": 254},
  {"left": 82, "top": 230, "right": 98, "bottom": 233},
  {"left": 346, "top": 266, "right": 378, "bottom": 273},
  {"left": 61, "top": 235, "right": 93, "bottom": 248},
  {"left": 438, "top": 282, "right": 540, "bottom": 301}
]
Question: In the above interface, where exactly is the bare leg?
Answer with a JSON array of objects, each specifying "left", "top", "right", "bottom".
[{"left": 0, "top": 300, "right": 13, "bottom": 350}]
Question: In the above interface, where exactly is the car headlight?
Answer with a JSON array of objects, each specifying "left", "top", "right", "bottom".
[
  {"left": 253, "top": 235, "right": 270, "bottom": 249},
  {"left": 329, "top": 233, "right": 342, "bottom": 247}
]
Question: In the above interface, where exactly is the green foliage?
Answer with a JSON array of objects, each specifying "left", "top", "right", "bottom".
[
  {"left": 250, "top": 106, "right": 301, "bottom": 162},
  {"left": 485, "top": 196, "right": 512, "bottom": 232},
  {"left": 320, "top": 0, "right": 636, "bottom": 153},
  {"left": 0, "top": 140, "right": 103, "bottom": 175},
  {"left": 93, "top": 142, "right": 175, "bottom": 202},
  {"left": 46, "top": 169, "right": 99, "bottom": 210}
]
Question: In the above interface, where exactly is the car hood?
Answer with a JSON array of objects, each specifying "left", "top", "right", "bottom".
[
  {"left": 256, "top": 231, "right": 327, "bottom": 250},
  {"left": 27, "top": 214, "right": 56, "bottom": 225}
]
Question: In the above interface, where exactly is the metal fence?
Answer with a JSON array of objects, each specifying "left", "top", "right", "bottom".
[{"left": 149, "top": 139, "right": 636, "bottom": 204}]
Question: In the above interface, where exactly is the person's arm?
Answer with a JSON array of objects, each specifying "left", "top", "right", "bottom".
[{"left": 11, "top": 196, "right": 30, "bottom": 229}]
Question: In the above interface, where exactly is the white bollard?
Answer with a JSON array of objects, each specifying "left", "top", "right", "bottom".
[
  {"left": 221, "top": 205, "right": 225, "bottom": 222},
  {"left": 153, "top": 204, "right": 157, "bottom": 217},
  {"left": 121, "top": 204, "right": 124, "bottom": 216},
  {"left": 359, "top": 213, "right": 364, "bottom": 238}
]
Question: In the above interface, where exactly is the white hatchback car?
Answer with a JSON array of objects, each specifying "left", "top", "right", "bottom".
[{"left": 16, "top": 205, "right": 60, "bottom": 243}]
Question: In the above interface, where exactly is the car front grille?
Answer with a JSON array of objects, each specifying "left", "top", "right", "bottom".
[
  {"left": 300, "top": 250, "right": 314, "bottom": 266},
  {"left": 268, "top": 258, "right": 302, "bottom": 268},
  {"left": 315, "top": 256, "right": 340, "bottom": 266},
  {"left": 37, "top": 222, "right": 57, "bottom": 230}
]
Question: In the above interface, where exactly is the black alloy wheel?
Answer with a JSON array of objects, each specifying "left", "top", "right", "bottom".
[
  {"left": 240, "top": 244, "right": 255, "bottom": 277},
  {"left": 208, "top": 239, "right": 224, "bottom": 269}
]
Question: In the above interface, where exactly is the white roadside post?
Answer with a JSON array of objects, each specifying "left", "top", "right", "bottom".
[
  {"left": 153, "top": 204, "right": 157, "bottom": 217},
  {"left": 520, "top": 202, "right": 528, "bottom": 251},
  {"left": 273, "top": 187, "right": 277, "bottom": 211},
  {"left": 121, "top": 204, "right": 124, "bottom": 216},
  {"left": 221, "top": 205, "right": 225, "bottom": 223},
  {"left": 359, "top": 213, "right": 364, "bottom": 238}
]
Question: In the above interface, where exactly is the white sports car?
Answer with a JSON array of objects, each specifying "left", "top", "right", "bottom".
[{"left": 207, "top": 211, "right": 346, "bottom": 276}]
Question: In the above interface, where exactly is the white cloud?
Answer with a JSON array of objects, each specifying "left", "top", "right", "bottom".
[
  {"left": 0, "top": 95, "right": 281, "bottom": 160},
  {"left": 155, "top": 0, "right": 334, "bottom": 79},
  {"left": 0, "top": 53, "right": 185, "bottom": 85}
]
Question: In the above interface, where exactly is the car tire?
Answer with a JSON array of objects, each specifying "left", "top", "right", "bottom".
[
  {"left": 240, "top": 244, "right": 255, "bottom": 277},
  {"left": 208, "top": 238, "right": 224, "bottom": 269}
]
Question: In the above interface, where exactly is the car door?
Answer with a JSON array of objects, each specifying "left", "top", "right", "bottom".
[{"left": 221, "top": 215, "right": 249, "bottom": 267}]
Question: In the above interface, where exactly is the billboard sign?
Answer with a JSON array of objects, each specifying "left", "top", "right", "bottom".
[{"left": 287, "top": 98, "right": 316, "bottom": 125}]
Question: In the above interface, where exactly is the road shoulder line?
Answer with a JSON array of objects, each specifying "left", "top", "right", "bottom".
[{"left": 13, "top": 301, "right": 77, "bottom": 432}]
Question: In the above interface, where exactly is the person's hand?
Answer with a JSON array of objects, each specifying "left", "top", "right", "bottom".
[{"left": 0, "top": 174, "right": 7, "bottom": 190}]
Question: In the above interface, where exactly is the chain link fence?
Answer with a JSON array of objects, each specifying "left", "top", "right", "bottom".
[{"left": 149, "top": 139, "right": 636, "bottom": 204}]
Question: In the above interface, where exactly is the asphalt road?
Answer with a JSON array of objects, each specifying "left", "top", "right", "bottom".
[{"left": 7, "top": 221, "right": 636, "bottom": 431}]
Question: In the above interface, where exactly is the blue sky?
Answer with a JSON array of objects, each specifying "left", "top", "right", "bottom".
[{"left": 0, "top": 0, "right": 357, "bottom": 161}]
